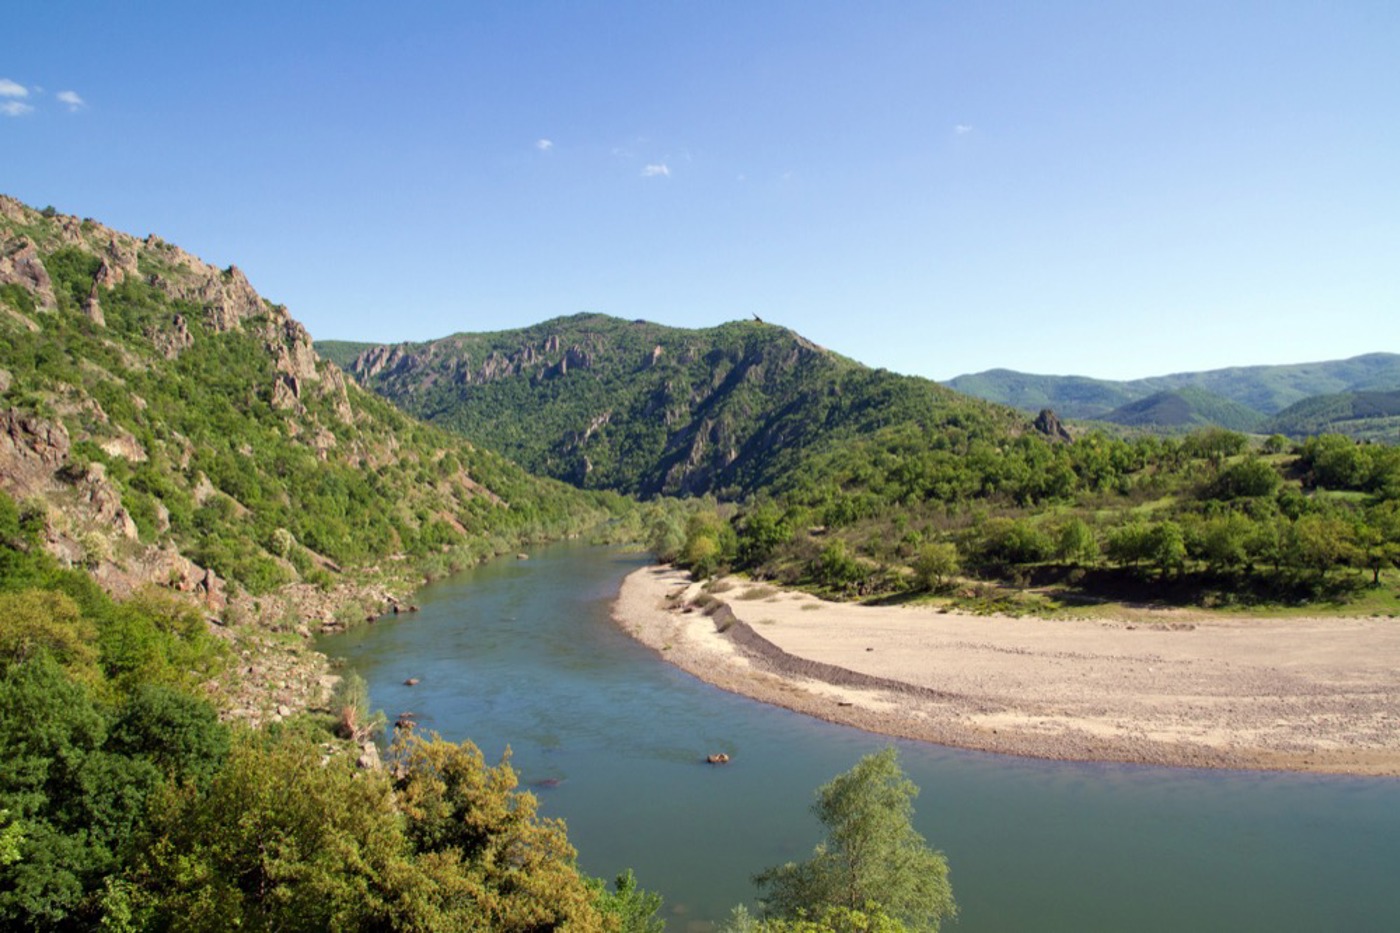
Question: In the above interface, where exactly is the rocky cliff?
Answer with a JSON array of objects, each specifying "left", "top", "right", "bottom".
[{"left": 0, "top": 195, "right": 609, "bottom": 722}]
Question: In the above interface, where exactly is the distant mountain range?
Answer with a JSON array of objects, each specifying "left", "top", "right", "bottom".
[{"left": 944, "top": 354, "right": 1400, "bottom": 438}]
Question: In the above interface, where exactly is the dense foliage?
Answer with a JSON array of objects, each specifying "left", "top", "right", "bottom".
[
  {"left": 727, "top": 748, "right": 953, "bottom": 933},
  {"left": 669, "top": 426, "right": 1400, "bottom": 610},
  {"left": 330, "top": 314, "right": 1025, "bottom": 500},
  {"left": 1266, "top": 389, "right": 1400, "bottom": 442},
  {"left": 0, "top": 490, "right": 661, "bottom": 931}
]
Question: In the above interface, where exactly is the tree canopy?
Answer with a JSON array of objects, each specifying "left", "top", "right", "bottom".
[{"left": 753, "top": 749, "right": 955, "bottom": 933}]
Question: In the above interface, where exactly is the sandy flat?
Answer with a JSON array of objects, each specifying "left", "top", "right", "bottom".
[{"left": 610, "top": 566, "right": 1400, "bottom": 777}]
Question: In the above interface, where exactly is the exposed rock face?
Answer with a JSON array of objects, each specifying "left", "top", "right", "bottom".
[
  {"left": 151, "top": 313, "right": 195, "bottom": 359},
  {"left": 349, "top": 333, "right": 601, "bottom": 389},
  {"left": 0, "top": 409, "right": 72, "bottom": 496},
  {"left": 97, "top": 430, "right": 147, "bottom": 462},
  {"left": 1033, "top": 408, "right": 1073, "bottom": 442},
  {"left": 0, "top": 237, "right": 56, "bottom": 310},
  {"left": 83, "top": 281, "right": 105, "bottom": 327}
]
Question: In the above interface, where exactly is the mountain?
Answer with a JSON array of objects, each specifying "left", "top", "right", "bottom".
[
  {"left": 322, "top": 314, "right": 1028, "bottom": 499},
  {"left": 1099, "top": 386, "right": 1268, "bottom": 433},
  {"left": 1266, "top": 390, "right": 1400, "bottom": 442},
  {"left": 946, "top": 353, "right": 1400, "bottom": 423},
  {"left": 0, "top": 194, "right": 610, "bottom": 632},
  {"left": 940, "top": 369, "right": 1139, "bottom": 419}
]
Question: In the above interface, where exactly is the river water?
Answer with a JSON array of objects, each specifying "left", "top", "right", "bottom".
[{"left": 319, "top": 543, "right": 1400, "bottom": 932}]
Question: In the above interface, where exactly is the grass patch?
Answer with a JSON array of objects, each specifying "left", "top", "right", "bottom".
[{"left": 737, "top": 584, "right": 778, "bottom": 601}]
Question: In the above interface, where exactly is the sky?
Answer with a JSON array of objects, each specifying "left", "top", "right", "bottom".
[{"left": 3, "top": 1, "right": 1397, "bottom": 381}]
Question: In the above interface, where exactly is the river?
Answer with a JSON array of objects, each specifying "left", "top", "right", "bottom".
[{"left": 318, "top": 543, "right": 1400, "bottom": 932}]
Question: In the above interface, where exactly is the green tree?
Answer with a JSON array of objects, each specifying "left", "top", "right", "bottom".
[
  {"left": 1146, "top": 520, "right": 1187, "bottom": 579},
  {"left": 816, "top": 540, "right": 869, "bottom": 595},
  {"left": 1204, "top": 457, "right": 1282, "bottom": 500},
  {"left": 595, "top": 868, "right": 666, "bottom": 933},
  {"left": 0, "top": 811, "right": 20, "bottom": 867},
  {"left": 911, "top": 543, "right": 959, "bottom": 593},
  {"left": 1054, "top": 517, "right": 1099, "bottom": 567},
  {"left": 754, "top": 748, "right": 954, "bottom": 933}
]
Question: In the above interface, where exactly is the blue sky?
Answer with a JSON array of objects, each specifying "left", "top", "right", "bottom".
[{"left": 4, "top": 1, "right": 1397, "bottom": 380}]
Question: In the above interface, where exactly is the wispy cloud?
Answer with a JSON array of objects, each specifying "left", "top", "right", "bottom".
[
  {"left": 954, "top": 124, "right": 973, "bottom": 136},
  {"left": 641, "top": 163, "right": 670, "bottom": 178},
  {"left": 0, "top": 80, "right": 86, "bottom": 116},
  {"left": 535, "top": 138, "right": 553, "bottom": 151}
]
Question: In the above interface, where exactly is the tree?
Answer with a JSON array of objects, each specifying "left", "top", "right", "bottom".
[
  {"left": 1146, "top": 520, "right": 1187, "bottom": 579},
  {"left": 595, "top": 868, "right": 666, "bottom": 933},
  {"left": 1204, "top": 458, "right": 1282, "bottom": 500},
  {"left": 1054, "top": 517, "right": 1099, "bottom": 567},
  {"left": 754, "top": 748, "right": 954, "bottom": 933},
  {"left": 912, "top": 543, "right": 959, "bottom": 593}
]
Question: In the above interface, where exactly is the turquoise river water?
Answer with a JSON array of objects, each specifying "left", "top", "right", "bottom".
[{"left": 319, "top": 543, "right": 1400, "bottom": 932}]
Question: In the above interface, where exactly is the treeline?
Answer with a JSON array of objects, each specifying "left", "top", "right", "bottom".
[
  {"left": 660, "top": 427, "right": 1400, "bottom": 608},
  {"left": 0, "top": 488, "right": 660, "bottom": 930}
]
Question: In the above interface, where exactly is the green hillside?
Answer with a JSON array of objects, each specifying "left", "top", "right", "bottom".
[
  {"left": 313, "top": 338, "right": 380, "bottom": 370},
  {"left": 1267, "top": 390, "right": 1400, "bottom": 442},
  {"left": 1100, "top": 386, "right": 1268, "bottom": 433},
  {"left": 324, "top": 314, "right": 1027, "bottom": 499},
  {"left": 942, "top": 369, "right": 1137, "bottom": 418},
  {"left": 0, "top": 194, "right": 616, "bottom": 620}
]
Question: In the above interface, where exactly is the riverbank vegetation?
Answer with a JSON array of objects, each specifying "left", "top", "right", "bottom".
[
  {"left": 0, "top": 488, "right": 665, "bottom": 931},
  {"left": 667, "top": 427, "right": 1400, "bottom": 614}
]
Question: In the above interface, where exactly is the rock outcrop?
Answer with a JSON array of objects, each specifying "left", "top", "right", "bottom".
[
  {"left": 1033, "top": 408, "right": 1073, "bottom": 442},
  {"left": 0, "top": 236, "right": 56, "bottom": 310}
]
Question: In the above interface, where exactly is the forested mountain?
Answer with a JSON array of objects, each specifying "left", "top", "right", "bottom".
[
  {"left": 946, "top": 353, "right": 1400, "bottom": 425},
  {"left": 1266, "top": 390, "right": 1400, "bottom": 442},
  {"left": 325, "top": 314, "right": 1029, "bottom": 499},
  {"left": 1098, "top": 387, "right": 1268, "bottom": 433}
]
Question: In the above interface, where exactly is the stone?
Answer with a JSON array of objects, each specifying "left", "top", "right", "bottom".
[
  {"left": 1033, "top": 408, "right": 1073, "bottom": 442},
  {"left": 0, "top": 237, "right": 56, "bottom": 310}
]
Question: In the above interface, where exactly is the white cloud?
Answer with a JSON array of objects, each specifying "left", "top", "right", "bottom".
[
  {"left": 1, "top": 100, "right": 34, "bottom": 117},
  {"left": 56, "top": 90, "right": 85, "bottom": 111},
  {"left": 0, "top": 78, "right": 28, "bottom": 98},
  {"left": 954, "top": 124, "right": 973, "bottom": 135},
  {"left": 535, "top": 138, "right": 553, "bottom": 151},
  {"left": 641, "top": 163, "right": 670, "bottom": 178}
]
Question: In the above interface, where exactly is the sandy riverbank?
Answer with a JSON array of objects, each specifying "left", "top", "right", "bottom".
[{"left": 611, "top": 565, "right": 1400, "bottom": 777}]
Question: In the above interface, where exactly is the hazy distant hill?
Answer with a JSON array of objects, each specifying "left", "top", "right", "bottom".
[
  {"left": 946, "top": 353, "right": 1400, "bottom": 429},
  {"left": 941, "top": 369, "right": 1139, "bottom": 419},
  {"left": 1099, "top": 387, "right": 1268, "bottom": 433},
  {"left": 1266, "top": 390, "right": 1400, "bottom": 442},
  {"left": 322, "top": 314, "right": 1026, "bottom": 499}
]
